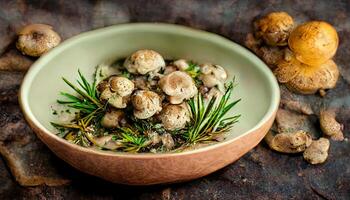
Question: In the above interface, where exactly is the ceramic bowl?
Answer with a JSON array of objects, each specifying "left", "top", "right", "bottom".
[{"left": 19, "top": 23, "right": 279, "bottom": 185}]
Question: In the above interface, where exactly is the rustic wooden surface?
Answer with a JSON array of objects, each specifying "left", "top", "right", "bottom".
[{"left": 0, "top": 0, "right": 349, "bottom": 199}]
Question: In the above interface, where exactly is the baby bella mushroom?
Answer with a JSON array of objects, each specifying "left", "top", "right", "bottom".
[
  {"left": 159, "top": 71, "right": 197, "bottom": 104},
  {"left": 289, "top": 21, "right": 339, "bottom": 66},
  {"left": 99, "top": 76, "right": 134, "bottom": 108},
  {"left": 131, "top": 90, "right": 162, "bottom": 119},
  {"left": 274, "top": 55, "right": 339, "bottom": 94},
  {"left": 16, "top": 24, "right": 61, "bottom": 57},
  {"left": 254, "top": 12, "right": 294, "bottom": 46},
  {"left": 124, "top": 49, "right": 165, "bottom": 75},
  {"left": 159, "top": 103, "right": 190, "bottom": 131},
  {"left": 199, "top": 64, "right": 227, "bottom": 92}
]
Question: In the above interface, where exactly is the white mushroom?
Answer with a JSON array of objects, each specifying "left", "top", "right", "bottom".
[
  {"left": 131, "top": 90, "right": 162, "bottom": 119},
  {"left": 101, "top": 110, "right": 125, "bottom": 129},
  {"left": 99, "top": 76, "right": 133, "bottom": 109},
  {"left": 159, "top": 71, "right": 197, "bottom": 104},
  {"left": 161, "top": 133, "right": 175, "bottom": 150},
  {"left": 159, "top": 103, "right": 190, "bottom": 131},
  {"left": 173, "top": 59, "right": 189, "bottom": 71},
  {"left": 205, "top": 87, "right": 224, "bottom": 100},
  {"left": 109, "top": 76, "right": 134, "bottom": 96},
  {"left": 199, "top": 64, "right": 227, "bottom": 92},
  {"left": 123, "top": 49, "right": 165, "bottom": 75}
]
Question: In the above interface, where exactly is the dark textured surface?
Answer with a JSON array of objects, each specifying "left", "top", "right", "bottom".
[{"left": 0, "top": 0, "right": 349, "bottom": 199}]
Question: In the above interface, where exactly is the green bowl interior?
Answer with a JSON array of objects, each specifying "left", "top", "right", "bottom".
[{"left": 21, "top": 23, "right": 279, "bottom": 148}]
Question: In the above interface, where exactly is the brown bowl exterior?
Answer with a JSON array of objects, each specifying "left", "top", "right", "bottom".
[{"left": 25, "top": 111, "right": 276, "bottom": 185}]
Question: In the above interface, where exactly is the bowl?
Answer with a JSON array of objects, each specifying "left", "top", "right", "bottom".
[{"left": 19, "top": 23, "right": 280, "bottom": 185}]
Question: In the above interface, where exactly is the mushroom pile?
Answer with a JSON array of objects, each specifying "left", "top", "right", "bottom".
[
  {"left": 92, "top": 49, "right": 228, "bottom": 150},
  {"left": 246, "top": 12, "right": 340, "bottom": 95},
  {"left": 246, "top": 12, "right": 345, "bottom": 165}
]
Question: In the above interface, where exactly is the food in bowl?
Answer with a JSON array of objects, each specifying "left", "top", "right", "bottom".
[{"left": 51, "top": 49, "right": 241, "bottom": 153}]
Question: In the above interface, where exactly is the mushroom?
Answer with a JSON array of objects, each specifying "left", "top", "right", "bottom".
[
  {"left": 123, "top": 49, "right": 165, "bottom": 75},
  {"left": 254, "top": 12, "right": 294, "bottom": 46},
  {"left": 101, "top": 110, "right": 125, "bottom": 129},
  {"left": 98, "top": 76, "right": 134, "bottom": 108},
  {"left": 199, "top": 64, "right": 227, "bottom": 92},
  {"left": 288, "top": 21, "right": 339, "bottom": 66},
  {"left": 159, "top": 71, "right": 197, "bottom": 104},
  {"left": 265, "top": 130, "right": 312, "bottom": 153},
  {"left": 320, "top": 109, "right": 344, "bottom": 141},
  {"left": 280, "top": 99, "right": 314, "bottom": 115},
  {"left": 163, "top": 65, "right": 177, "bottom": 75},
  {"left": 274, "top": 54, "right": 339, "bottom": 94},
  {"left": 205, "top": 87, "right": 224, "bottom": 100},
  {"left": 173, "top": 59, "right": 189, "bottom": 71},
  {"left": 161, "top": 133, "right": 175, "bottom": 150},
  {"left": 94, "top": 135, "right": 123, "bottom": 150},
  {"left": 303, "top": 138, "right": 330, "bottom": 164},
  {"left": 131, "top": 90, "right": 162, "bottom": 119},
  {"left": 159, "top": 103, "right": 190, "bottom": 131},
  {"left": 16, "top": 24, "right": 61, "bottom": 57}
]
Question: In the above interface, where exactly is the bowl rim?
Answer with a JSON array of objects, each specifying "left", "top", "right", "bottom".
[{"left": 19, "top": 23, "right": 280, "bottom": 158}]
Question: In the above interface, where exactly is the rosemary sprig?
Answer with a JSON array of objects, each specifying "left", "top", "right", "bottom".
[{"left": 185, "top": 81, "right": 241, "bottom": 143}]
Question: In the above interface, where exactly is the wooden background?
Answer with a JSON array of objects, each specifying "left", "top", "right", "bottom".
[{"left": 0, "top": 0, "right": 349, "bottom": 199}]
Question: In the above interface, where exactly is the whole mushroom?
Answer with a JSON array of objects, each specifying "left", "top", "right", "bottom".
[
  {"left": 173, "top": 59, "right": 189, "bottom": 71},
  {"left": 159, "top": 71, "right": 197, "bottom": 104},
  {"left": 199, "top": 64, "right": 227, "bottom": 92},
  {"left": 101, "top": 110, "right": 125, "bottom": 129},
  {"left": 99, "top": 76, "right": 134, "bottom": 108},
  {"left": 274, "top": 55, "right": 339, "bottom": 94},
  {"left": 254, "top": 12, "right": 294, "bottom": 46},
  {"left": 16, "top": 24, "right": 61, "bottom": 57},
  {"left": 159, "top": 103, "right": 190, "bottom": 131},
  {"left": 288, "top": 21, "right": 339, "bottom": 66},
  {"left": 123, "top": 49, "right": 165, "bottom": 75},
  {"left": 132, "top": 90, "right": 162, "bottom": 119}
]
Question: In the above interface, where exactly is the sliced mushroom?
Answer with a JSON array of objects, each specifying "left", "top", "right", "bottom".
[
  {"left": 16, "top": 24, "right": 61, "bottom": 57},
  {"left": 173, "top": 59, "right": 189, "bottom": 71},
  {"left": 159, "top": 71, "right": 197, "bottom": 104},
  {"left": 159, "top": 103, "right": 190, "bottom": 131},
  {"left": 94, "top": 135, "right": 123, "bottom": 150},
  {"left": 254, "top": 12, "right": 294, "bottom": 46},
  {"left": 320, "top": 109, "right": 344, "bottom": 141},
  {"left": 132, "top": 90, "right": 162, "bottom": 119},
  {"left": 123, "top": 49, "right": 165, "bottom": 75},
  {"left": 199, "top": 64, "right": 227, "bottom": 92},
  {"left": 265, "top": 130, "right": 312, "bottom": 153},
  {"left": 101, "top": 110, "right": 125, "bottom": 129},
  {"left": 303, "top": 138, "right": 330, "bottom": 164}
]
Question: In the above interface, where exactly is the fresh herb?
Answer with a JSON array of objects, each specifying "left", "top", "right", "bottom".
[
  {"left": 185, "top": 80, "right": 241, "bottom": 143},
  {"left": 186, "top": 62, "right": 201, "bottom": 79}
]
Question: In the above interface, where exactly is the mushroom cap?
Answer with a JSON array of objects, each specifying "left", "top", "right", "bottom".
[
  {"left": 173, "top": 59, "right": 189, "bottom": 71},
  {"left": 123, "top": 49, "right": 165, "bottom": 75},
  {"left": 101, "top": 110, "right": 125, "bottom": 129},
  {"left": 288, "top": 21, "right": 338, "bottom": 66},
  {"left": 254, "top": 12, "right": 294, "bottom": 46},
  {"left": 159, "top": 71, "right": 197, "bottom": 104},
  {"left": 159, "top": 103, "right": 190, "bottom": 131},
  {"left": 109, "top": 76, "right": 134, "bottom": 96},
  {"left": 303, "top": 138, "right": 330, "bottom": 164},
  {"left": 275, "top": 55, "right": 339, "bottom": 94},
  {"left": 100, "top": 88, "right": 128, "bottom": 108},
  {"left": 16, "top": 24, "right": 61, "bottom": 57},
  {"left": 320, "top": 109, "right": 344, "bottom": 141},
  {"left": 132, "top": 90, "right": 162, "bottom": 119},
  {"left": 199, "top": 64, "right": 227, "bottom": 91},
  {"left": 265, "top": 130, "right": 312, "bottom": 153}
]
